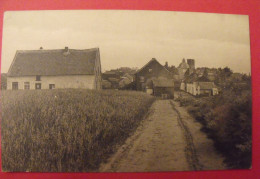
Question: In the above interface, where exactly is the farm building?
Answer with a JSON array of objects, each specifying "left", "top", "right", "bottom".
[
  {"left": 7, "top": 47, "right": 102, "bottom": 90},
  {"left": 146, "top": 78, "right": 174, "bottom": 99},
  {"left": 134, "top": 58, "right": 172, "bottom": 92}
]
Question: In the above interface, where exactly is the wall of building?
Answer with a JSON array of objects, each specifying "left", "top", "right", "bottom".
[
  {"left": 153, "top": 87, "right": 174, "bottom": 99},
  {"left": 186, "top": 83, "right": 199, "bottom": 96},
  {"left": 7, "top": 75, "right": 95, "bottom": 90},
  {"left": 94, "top": 49, "right": 102, "bottom": 90},
  {"left": 180, "top": 82, "right": 185, "bottom": 91}
]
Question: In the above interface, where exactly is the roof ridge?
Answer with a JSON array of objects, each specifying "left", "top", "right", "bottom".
[
  {"left": 16, "top": 48, "right": 99, "bottom": 53},
  {"left": 8, "top": 47, "right": 100, "bottom": 77}
]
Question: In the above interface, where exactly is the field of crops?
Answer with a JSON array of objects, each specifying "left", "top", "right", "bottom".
[{"left": 1, "top": 89, "right": 155, "bottom": 172}]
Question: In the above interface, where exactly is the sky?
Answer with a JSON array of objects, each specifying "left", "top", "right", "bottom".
[{"left": 1, "top": 10, "right": 251, "bottom": 73}]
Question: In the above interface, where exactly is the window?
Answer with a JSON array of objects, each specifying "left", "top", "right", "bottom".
[
  {"left": 36, "top": 75, "right": 41, "bottom": 81},
  {"left": 35, "top": 83, "right": 41, "bottom": 90},
  {"left": 49, "top": 84, "right": 55, "bottom": 89},
  {"left": 24, "top": 82, "right": 30, "bottom": 90},
  {"left": 140, "top": 76, "right": 145, "bottom": 82},
  {"left": 12, "top": 82, "right": 18, "bottom": 90}
]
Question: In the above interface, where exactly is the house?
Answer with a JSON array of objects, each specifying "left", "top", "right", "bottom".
[
  {"left": 181, "top": 74, "right": 218, "bottom": 96},
  {"left": 7, "top": 47, "right": 102, "bottom": 90},
  {"left": 177, "top": 58, "right": 195, "bottom": 80},
  {"left": 197, "top": 81, "right": 219, "bottom": 96},
  {"left": 134, "top": 58, "right": 172, "bottom": 92},
  {"left": 102, "top": 71, "right": 121, "bottom": 81}
]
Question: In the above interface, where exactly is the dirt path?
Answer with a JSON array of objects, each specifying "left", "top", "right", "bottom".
[{"left": 99, "top": 100, "right": 226, "bottom": 172}]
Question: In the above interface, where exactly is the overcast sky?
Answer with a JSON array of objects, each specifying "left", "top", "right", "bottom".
[{"left": 1, "top": 10, "right": 251, "bottom": 73}]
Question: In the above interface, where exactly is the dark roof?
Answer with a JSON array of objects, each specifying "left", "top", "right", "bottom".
[
  {"left": 184, "top": 72, "right": 198, "bottom": 83},
  {"left": 198, "top": 82, "right": 217, "bottom": 90},
  {"left": 135, "top": 58, "right": 171, "bottom": 75},
  {"left": 7, "top": 48, "right": 100, "bottom": 77},
  {"left": 153, "top": 78, "right": 174, "bottom": 87},
  {"left": 197, "top": 76, "right": 210, "bottom": 82}
]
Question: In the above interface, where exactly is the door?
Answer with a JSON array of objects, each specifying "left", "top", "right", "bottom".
[{"left": 35, "top": 83, "right": 41, "bottom": 90}]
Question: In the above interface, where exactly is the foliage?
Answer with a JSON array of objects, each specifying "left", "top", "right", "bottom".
[
  {"left": 1, "top": 89, "right": 155, "bottom": 172},
  {"left": 176, "top": 85, "right": 252, "bottom": 168},
  {"left": 1, "top": 73, "right": 7, "bottom": 90}
]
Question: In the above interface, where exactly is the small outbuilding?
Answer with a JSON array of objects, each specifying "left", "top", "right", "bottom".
[
  {"left": 145, "top": 78, "right": 174, "bottom": 99},
  {"left": 153, "top": 78, "right": 175, "bottom": 99}
]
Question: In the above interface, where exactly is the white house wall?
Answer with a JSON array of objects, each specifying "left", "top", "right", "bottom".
[
  {"left": 180, "top": 82, "right": 186, "bottom": 91},
  {"left": 7, "top": 75, "right": 95, "bottom": 90}
]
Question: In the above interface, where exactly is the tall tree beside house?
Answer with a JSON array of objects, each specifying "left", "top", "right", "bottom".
[{"left": 1, "top": 73, "right": 7, "bottom": 90}]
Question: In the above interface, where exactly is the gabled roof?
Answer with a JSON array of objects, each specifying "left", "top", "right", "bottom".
[
  {"left": 152, "top": 78, "right": 174, "bottom": 87},
  {"left": 198, "top": 82, "right": 217, "bottom": 90},
  {"left": 7, "top": 48, "right": 100, "bottom": 77},
  {"left": 135, "top": 58, "right": 171, "bottom": 75}
]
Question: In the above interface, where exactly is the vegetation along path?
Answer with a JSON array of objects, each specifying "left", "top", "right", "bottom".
[{"left": 99, "top": 99, "right": 226, "bottom": 172}]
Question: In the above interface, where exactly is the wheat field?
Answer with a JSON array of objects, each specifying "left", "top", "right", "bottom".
[{"left": 1, "top": 89, "right": 155, "bottom": 172}]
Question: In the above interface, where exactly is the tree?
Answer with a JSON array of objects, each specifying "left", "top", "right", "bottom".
[{"left": 1, "top": 73, "right": 7, "bottom": 90}]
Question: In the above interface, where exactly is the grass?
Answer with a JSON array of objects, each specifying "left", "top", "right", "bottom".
[{"left": 1, "top": 89, "right": 155, "bottom": 172}]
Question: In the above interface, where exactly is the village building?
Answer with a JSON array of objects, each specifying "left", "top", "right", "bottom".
[
  {"left": 177, "top": 58, "right": 195, "bottom": 80},
  {"left": 146, "top": 78, "right": 174, "bottom": 99},
  {"left": 134, "top": 58, "right": 174, "bottom": 98},
  {"left": 181, "top": 74, "right": 218, "bottom": 96},
  {"left": 7, "top": 47, "right": 102, "bottom": 90}
]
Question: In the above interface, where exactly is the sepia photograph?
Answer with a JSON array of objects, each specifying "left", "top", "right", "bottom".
[{"left": 1, "top": 10, "right": 252, "bottom": 172}]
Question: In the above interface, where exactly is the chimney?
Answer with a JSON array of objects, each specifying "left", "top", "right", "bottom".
[
  {"left": 165, "top": 62, "right": 168, "bottom": 68},
  {"left": 39, "top": 47, "right": 43, "bottom": 50},
  {"left": 182, "top": 58, "right": 185, "bottom": 63},
  {"left": 63, "top": 47, "right": 70, "bottom": 55}
]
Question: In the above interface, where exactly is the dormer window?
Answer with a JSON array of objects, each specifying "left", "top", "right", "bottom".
[
  {"left": 149, "top": 69, "right": 152, "bottom": 72},
  {"left": 36, "top": 75, "right": 41, "bottom": 81}
]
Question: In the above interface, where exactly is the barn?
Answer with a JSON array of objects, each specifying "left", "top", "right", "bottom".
[
  {"left": 134, "top": 58, "right": 172, "bottom": 91},
  {"left": 7, "top": 47, "right": 102, "bottom": 90}
]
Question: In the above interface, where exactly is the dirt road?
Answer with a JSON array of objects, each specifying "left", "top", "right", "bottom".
[{"left": 99, "top": 100, "right": 226, "bottom": 172}]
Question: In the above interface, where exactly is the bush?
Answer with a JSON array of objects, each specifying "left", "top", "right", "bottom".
[
  {"left": 205, "top": 92, "right": 252, "bottom": 168},
  {"left": 177, "top": 90, "right": 252, "bottom": 169},
  {"left": 1, "top": 89, "right": 155, "bottom": 172}
]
